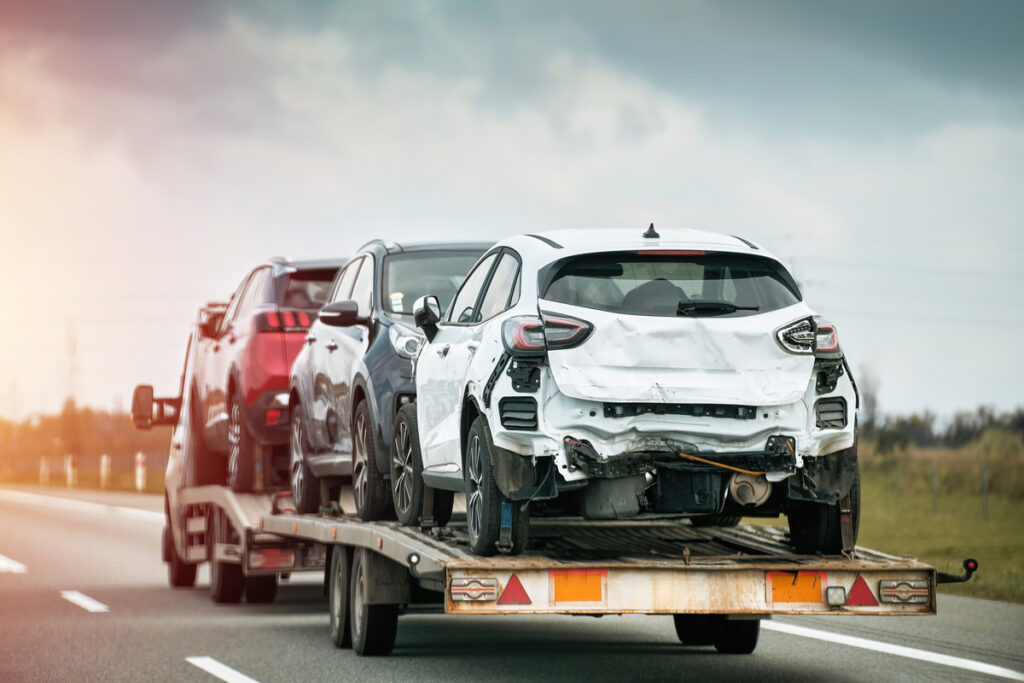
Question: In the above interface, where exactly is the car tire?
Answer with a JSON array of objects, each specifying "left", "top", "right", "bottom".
[
  {"left": 245, "top": 575, "right": 277, "bottom": 604},
  {"left": 290, "top": 408, "right": 320, "bottom": 515},
  {"left": 690, "top": 514, "right": 742, "bottom": 527},
  {"left": 390, "top": 404, "right": 424, "bottom": 526},
  {"left": 329, "top": 546, "right": 352, "bottom": 648},
  {"left": 163, "top": 525, "right": 197, "bottom": 588},
  {"left": 227, "top": 391, "right": 255, "bottom": 493},
  {"left": 788, "top": 456, "right": 861, "bottom": 555},
  {"left": 350, "top": 548, "right": 398, "bottom": 656},
  {"left": 352, "top": 401, "right": 392, "bottom": 521},
  {"left": 208, "top": 509, "right": 244, "bottom": 604},
  {"left": 465, "top": 416, "right": 529, "bottom": 556}
]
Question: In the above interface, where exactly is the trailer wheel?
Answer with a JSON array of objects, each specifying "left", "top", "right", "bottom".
[
  {"left": 290, "top": 411, "right": 320, "bottom": 515},
  {"left": 672, "top": 615, "right": 715, "bottom": 646},
  {"left": 713, "top": 619, "right": 760, "bottom": 654},
  {"left": 352, "top": 402, "right": 392, "bottom": 521},
  {"left": 163, "top": 526, "right": 197, "bottom": 588},
  {"left": 208, "top": 510, "right": 244, "bottom": 604},
  {"left": 465, "top": 416, "right": 529, "bottom": 556},
  {"left": 350, "top": 548, "right": 398, "bottom": 656},
  {"left": 245, "top": 575, "right": 277, "bottom": 603},
  {"left": 328, "top": 546, "right": 352, "bottom": 648},
  {"left": 227, "top": 392, "right": 255, "bottom": 493}
]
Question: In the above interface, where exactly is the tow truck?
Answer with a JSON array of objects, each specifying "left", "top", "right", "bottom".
[{"left": 132, "top": 314, "right": 977, "bottom": 656}]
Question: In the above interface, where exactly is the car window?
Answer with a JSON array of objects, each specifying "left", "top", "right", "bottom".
[
  {"left": 238, "top": 268, "right": 270, "bottom": 318},
  {"left": 447, "top": 252, "right": 497, "bottom": 323},
  {"left": 222, "top": 272, "right": 254, "bottom": 328},
  {"left": 350, "top": 255, "right": 374, "bottom": 317},
  {"left": 542, "top": 252, "right": 801, "bottom": 317},
  {"left": 331, "top": 258, "right": 362, "bottom": 303},
  {"left": 475, "top": 253, "right": 520, "bottom": 322},
  {"left": 382, "top": 250, "right": 484, "bottom": 317},
  {"left": 278, "top": 268, "right": 337, "bottom": 309}
]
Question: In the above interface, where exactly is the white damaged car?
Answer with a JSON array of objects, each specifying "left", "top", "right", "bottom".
[{"left": 404, "top": 227, "right": 860, "bottom": 556}]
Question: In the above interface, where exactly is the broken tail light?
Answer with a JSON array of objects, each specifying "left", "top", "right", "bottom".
[{"left": 813, "top": 317, "right": 842, "bottom": 359}]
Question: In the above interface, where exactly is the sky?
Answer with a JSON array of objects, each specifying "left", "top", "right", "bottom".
[{"left": 0, "top": 0, "right": 1022, "bottom": 421}]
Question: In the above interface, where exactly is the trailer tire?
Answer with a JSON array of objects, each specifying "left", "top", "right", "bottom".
[
  {"left": 245, "top": 575, "right": 277, "bottom": 603},
  {"left": 227, "top": 391, "right": 255, "bottom": 493},
  {"left": 672, "top": 614, "right": 716, "bottom": 646},
  {"left": 290, "top": 410, "right": 320, "bottom": 515},
  {"left": 353, "top": 402, "right": 392, "bottom": 521},
  {"left": 163, "top": 526, "right": 197, "bottom": 588},
  {"left": 465, "top": 417, "right": 529, "bottom": 556},
  {"left": 713, "top": 619, "right": 760, "bottom": 654},
  {"left": 788, "top": 462, "right": 861, "bottom": 555},
  {"left": 208, "top": 510, "right": 244, "bottom": 604},
  {"left": 350, "top": 548, "right": 398, "bottom": 656},
  {"left": 329, "top": 546, "right": 352, "bottom": 648}
]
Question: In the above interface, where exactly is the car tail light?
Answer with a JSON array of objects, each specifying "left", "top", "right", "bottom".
[
  {"left": 501, "top": 316, "right": 546, "bottom": 356},
  {"left": 775, "top": 318, "right": 814, "bottom": 354},
  {"left": 813, "top": 317, "right": 841, "bottom": 358},
  {"left": 255, "top": 308, "right": 313, "bottom": 333},
  {"left": 541, "top": 312, "right": 593, "bottom": 350}
]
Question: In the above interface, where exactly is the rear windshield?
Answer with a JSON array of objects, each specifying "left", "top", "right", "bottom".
[
  {"left": 383, "top": 250, "right": 485, "bottom": 317},
  {"left": 541, "top": 252, "right": 801, "bottom": 317},
  {"left": 277, "top": 269, "right": 338, "bottom": 309}
]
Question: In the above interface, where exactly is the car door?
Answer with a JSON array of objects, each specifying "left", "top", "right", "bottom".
[
  {"left": 326, "top": 253, "right": 373, "bottom": 455},
  {"left": 307, "top": 257, "right": 361, "bottom": 452},
  {"left": 417, "top": 251, "right": 500, "bottom": 473}
]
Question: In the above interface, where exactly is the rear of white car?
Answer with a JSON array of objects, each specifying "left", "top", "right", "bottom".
[{"left": 415, "top": 228, "right": 860, "bottom": 555}]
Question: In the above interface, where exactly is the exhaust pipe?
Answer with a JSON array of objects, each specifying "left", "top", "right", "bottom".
[{"left": 728, "top": 473, "right": 771, "bottom": 507}]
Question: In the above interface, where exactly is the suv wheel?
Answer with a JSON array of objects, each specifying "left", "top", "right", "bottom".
[
  {"left": 290, "top": 408, "right": 320, "bottom": 514},
  {"left": 352, "top": 401, "right": 391, "bottom": 521},
  {"left": 227, "top": 391, "right": 254, "bottom": 493},
  {"left": 465, "top": 416, "right": 528, "bottom": 556},
  {"left": 391, "top": 404, "right": 454, "bottom": 527}
]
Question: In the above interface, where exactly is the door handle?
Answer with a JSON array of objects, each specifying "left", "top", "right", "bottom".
[
  {"left": 325, "top": 340, "right": 339, "bottom": 352},
  {"left": 436, "top": 344, "right": 450, "bottom": 358},
  {"left": 305, "top": 333, "right": 317, "bottom": 344}
]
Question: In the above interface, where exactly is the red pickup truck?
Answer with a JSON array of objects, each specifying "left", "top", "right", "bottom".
[{"left": 190, "top": 257, "right": 344, "bottom": 491}]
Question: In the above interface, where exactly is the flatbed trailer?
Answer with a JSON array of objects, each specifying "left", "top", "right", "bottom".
[{"left": 177, "top": 484, "right": 975, "bottom": 657}]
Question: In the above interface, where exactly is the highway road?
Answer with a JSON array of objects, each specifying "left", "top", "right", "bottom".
[{"left": 1, "top": 485, "right": 1022, "bottom": 682}]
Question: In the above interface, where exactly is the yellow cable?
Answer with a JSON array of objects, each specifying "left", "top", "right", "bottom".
[{"left": 677, "top": 452, "right": 764, "bottom": 476}]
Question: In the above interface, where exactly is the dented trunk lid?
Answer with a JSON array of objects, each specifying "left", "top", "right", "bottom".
[{"left": 540, "top": 301, "right": 814, "bottom": 406}]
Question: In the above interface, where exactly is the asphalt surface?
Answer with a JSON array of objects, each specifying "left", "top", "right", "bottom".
[{"left": 1, "top": 485, "right": 1022, "bottom": 682}]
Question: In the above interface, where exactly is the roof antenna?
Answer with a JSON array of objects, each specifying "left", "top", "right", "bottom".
[{"left": 643, "top": 223, "right": 659, "bottom": 239}]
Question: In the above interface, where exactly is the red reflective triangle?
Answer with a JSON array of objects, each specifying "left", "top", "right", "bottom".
[
  {"left": 498, "top": 574, "right": 531, "bottom": 605},
  {"left": 845, "top": 576, "right": 878, "bottom": 606}
]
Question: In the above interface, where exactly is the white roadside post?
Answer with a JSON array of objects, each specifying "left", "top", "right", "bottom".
[
  {"left": 39, "top": 457, "right": 49, "bottom": 485},
  {"left": 100, "top": 454, "right": 111, "bottom": 489},
  {"left": 135, "top": 452, "right": 146, "bottom": 492},
  {"left": 66, "top": 454, "right": 77, "bottom": 488}
]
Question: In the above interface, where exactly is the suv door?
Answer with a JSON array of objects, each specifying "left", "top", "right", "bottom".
[
  {"left": 325, "top": 254, "right": 373, "bottom": 455},
  {"left": 417, "top": 251, "right": 510, "bottom": 473},
  {"left": 307, "top": 257, "right": 361, "bottom": 451}
]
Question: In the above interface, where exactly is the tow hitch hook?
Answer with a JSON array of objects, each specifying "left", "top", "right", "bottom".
[{"left": 936, "top": 558, "right": 979, "bottom": 584}]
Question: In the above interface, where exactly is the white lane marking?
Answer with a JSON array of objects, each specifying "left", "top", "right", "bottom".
[
  {"left": 186, "top": 657, "right": 261, "bottom": 683},
  {"left": 0, "top": 488, "right": 163, "bottom": 523},
  {"left": 0, "top": 553, "right": 27, "bottom": 573},
  {"left": 764, "top": 621, "right": 1024, "bottom": 682},
  {"left": 60, "top": 590, "right": 110, "bottom": 613}
]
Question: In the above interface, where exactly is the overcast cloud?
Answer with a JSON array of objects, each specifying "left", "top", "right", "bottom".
[{"left": 0, "top": 0, "right": 1021, "bottom": 419}]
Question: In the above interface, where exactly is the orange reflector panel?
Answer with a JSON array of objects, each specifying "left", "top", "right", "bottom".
[
  {"left": 767, "top": 571, "right": 826, "bottom": 603},
  {"left": 292, "top": 522, "right": 297, "bottom": 533},
  {"left": 498, "top": 574, "right": 531, "bottom": 605},
  {"left": 332, "top": 528, "right": 337, "bottom": 539},
  {"left": 551, "top": 569, "right": 605, "bottom": 602}
]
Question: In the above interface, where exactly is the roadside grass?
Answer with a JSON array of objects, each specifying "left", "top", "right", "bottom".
[{"left": 0, "top": 470, "right": 165, "bottom": 495}]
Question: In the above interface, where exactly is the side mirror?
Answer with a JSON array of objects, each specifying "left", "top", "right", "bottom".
[
  {"left": 319, "top": 300, "right": 361, "bottom": 327},
  {"left": 131, "top": 384, "right": 181, "bottom": 430},
  {"left": 413, "top": 295, "right": 441, "bottom": 342}
]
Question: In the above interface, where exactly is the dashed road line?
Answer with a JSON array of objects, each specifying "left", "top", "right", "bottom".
[
  {"left": 765, "top": 621, "right": 1024, "bottom": 681},
  {"left": 60, "top": 590, "right": 110, "bottom": 613},
  {"left": 186, "top": 657, "right": 262, "bottom": 683},
  {"left": 0, "top": 553, "right": 27, "bottom": 573}
]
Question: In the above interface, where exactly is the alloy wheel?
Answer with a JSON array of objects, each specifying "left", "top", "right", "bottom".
[
  {"left": 391, "top": 422, "right": 413, "bottom": 516},
  {"left": 466, "top": 434, "right": 483, "bottom": 541},
  {"left": 353, "top": 411, "right": 369, "bottom": 513},
  {"left": 227, "top": 399, "right": 241, "bottom": 484}
]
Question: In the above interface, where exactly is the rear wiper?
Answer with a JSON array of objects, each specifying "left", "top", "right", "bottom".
[{"left": 677, "top": 300, "right": 760, "bottom": 316}]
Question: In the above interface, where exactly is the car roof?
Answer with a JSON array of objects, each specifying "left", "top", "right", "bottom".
[
  {"left": 355, "top": 239, "right": 493, "bottom": 255},
  {"left": 267, "top": 256, "right": 348, "bottom": 273},
  {"left": 501, "top": 228, "right": 774, "bottom": 261}
]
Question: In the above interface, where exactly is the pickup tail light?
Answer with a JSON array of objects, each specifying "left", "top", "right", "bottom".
[{"left": 255, "top": 308, "right": 313, "bottom": 333}]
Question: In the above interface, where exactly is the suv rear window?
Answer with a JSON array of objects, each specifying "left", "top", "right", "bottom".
[
  {"left": 277, "top": 269, "right": 337, "bottom": 309},
  {"left": 542, "top": 252, "right": 801, "bottom": 317}
]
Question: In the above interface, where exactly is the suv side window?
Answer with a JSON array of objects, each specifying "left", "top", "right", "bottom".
[
  {"left": 331, "top": 258, "right": 362, "bottom": 303},
  {"left": 222, "top": 271, "right": 254, "bottom": 330},
  {"left": 475, "top": 252, "right": 520, "bottom": 322},
  {"left": 350, "top": 255, "right": 374, "bottom": 317},
  {"left": 447, "top": 252, "right": 498, "bottom": 324},
  {"left": 239, "top": 268, "right": 270, "bottom": 316}
]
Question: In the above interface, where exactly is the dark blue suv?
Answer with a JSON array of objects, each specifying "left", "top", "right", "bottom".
[{"left": 287, "top": 240, "right": 489, "bottom": 517}]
